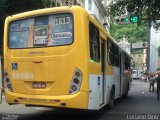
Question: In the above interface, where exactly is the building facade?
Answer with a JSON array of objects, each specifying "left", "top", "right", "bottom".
[
  {"left": 118, "top": 37, "right": 131, "bottom": 54},
  {"left": 149, "top": 24, "right": 160, "bottom": 73},
  {"left": 51, "top": 0, "right": 109, "bottom": 32},
  {"left": 131, "top": 50, "right": 147, "bottom": 72}
]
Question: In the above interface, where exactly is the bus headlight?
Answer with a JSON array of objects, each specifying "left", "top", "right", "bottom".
[
  {"left": 69, "top": 68, "right": 83, "bottom": 94},
  {"left": 4, "top": 71, "right": 13, "bottom": 92}
]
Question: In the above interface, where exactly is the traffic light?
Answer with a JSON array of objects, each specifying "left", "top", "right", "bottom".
[
  {"left": 114, "top": 16, "right": 130, "bottom": 24},
  {"left": 114, "top": 15, "right": 139, "bottom": 24},
  {"left": 123, "top": 17, "right": 130, "bottom": 22}
]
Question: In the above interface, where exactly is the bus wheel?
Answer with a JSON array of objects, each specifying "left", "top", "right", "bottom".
[{"left": 108, "top": 87, "right": 115, "bottom": 109}]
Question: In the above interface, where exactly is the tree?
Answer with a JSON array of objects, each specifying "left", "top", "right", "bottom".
[
  {"left": 110, "top": 22, "right": 147, "bottom": 43},
  {"left": 0, "top": 0, "right": 54, "bottom": 47},
  {"left": 0, "top": 0, "right": 7, "bottom": 45},
  {"left": 107, "top": 0, "right": 160, "bottom": 29},
  {"left": 5, "top": 0, "right": 51, "bottom": 15},
  {"left": 158, "top": 46, "right": 160, "bottom": 57}
]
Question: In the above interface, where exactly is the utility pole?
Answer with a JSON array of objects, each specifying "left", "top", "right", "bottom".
[
  {"left": 147, "top": 20, "right": 151, "bottom": 73},
  {"left": 147, "top": 3, "right": 151, "bottom": 73}
]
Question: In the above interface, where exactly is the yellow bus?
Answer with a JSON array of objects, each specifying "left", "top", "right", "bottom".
[{"left": 4, "top": 6, "right": 131, "bottom": 110}]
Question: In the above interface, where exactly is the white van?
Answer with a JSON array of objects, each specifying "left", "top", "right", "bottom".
[{"left": 132, "top": 70, "right": 138, "bottom": 80}]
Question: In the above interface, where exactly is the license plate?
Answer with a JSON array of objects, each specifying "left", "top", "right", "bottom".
[{"left": 32, "top": 82, "right": 46, "bottom": 88}]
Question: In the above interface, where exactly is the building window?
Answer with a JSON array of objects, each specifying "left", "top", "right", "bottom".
[
  {"left": 89, "top": 23, "right": 100, "bottom": 62},
  {"left": 88, "top": 0, "right": 92, "bottom": 11}
]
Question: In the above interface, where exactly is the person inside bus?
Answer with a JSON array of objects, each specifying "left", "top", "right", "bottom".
[{"left": 149, "top": 75, "right": 155, "bottom": 92}]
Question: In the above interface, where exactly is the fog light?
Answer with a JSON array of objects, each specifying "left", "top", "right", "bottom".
[
  {"left": 73, "top": 78, "right": 79, "bottom": 84},
  {"left": 7, "top": 84, "right": 12, "bottom": 90},
  {"left": 75, "top": 72, "right": 80, "bottom": 77},
  {"left": 6, "top": 78, "right": 9, "bottom": 83},
  {"left": 71, "top": 85, "right": 78, "bottom": 91}
]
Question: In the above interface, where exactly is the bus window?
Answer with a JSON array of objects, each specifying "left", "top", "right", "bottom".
[
  {"left": 124, "top": 56, "right": 130, "bottom": 70},
  {"left": 9, "top": 13, "right": 73, "bottom": 48},
  {"left": 89, "top": 23, "right": 100, "bottom": 62},
  {"left": 107, "top": 40, "right": 115, "bottom": 65},
  {"left": 114, "top": 46, "right": 119, "bottom": 67},
  {"left": 107, "top": 40, "right": 120, "bottom": 67}
]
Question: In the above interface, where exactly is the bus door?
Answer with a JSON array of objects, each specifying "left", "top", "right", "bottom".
[
  {"left": 100, "top": 40, "right": 107, "bottom": 105},
  {"left": 0, "top": 58, "right": 2, "bottom": 104},
  {"left": 120, "top": 52, "right": 124, "bottom": 96},
  {"left": 120, "top": 52, "right": 125, "bottom": 95}
]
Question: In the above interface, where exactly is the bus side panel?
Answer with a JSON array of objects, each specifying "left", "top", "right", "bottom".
[
  {"left": 88, "top": 75, "right": 102, "bottom": 110},
  {"left": 88, "top": 66, "right": 117, "bottom": 110},
  {"left": 105, "top": 75, "right": 114, "bottom": 104},
  {"left": 114, "top": 67, "right": 121, "bottom": 99}
]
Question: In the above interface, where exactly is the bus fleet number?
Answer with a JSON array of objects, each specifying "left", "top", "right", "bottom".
[
  {"left": 12, "top": 73, "right": 33, "bottom": 80},
  {"left": 55, "top": 16, "right": 70, "bottom": 25}
]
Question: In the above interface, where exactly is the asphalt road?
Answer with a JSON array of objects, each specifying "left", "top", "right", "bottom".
[{"left": 0, "top": 80, "right": 160, "bottom": 120}]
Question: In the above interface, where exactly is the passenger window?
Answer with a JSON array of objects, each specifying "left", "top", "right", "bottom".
[
  {"left": 89, "top": 23, "right": 100, "bottom": 62},
  {"left": 107, "top": 40, "right": 114, "bottom": 65},
  {"left": 107, "top": 40, "right": 120, "bottom": 67}
]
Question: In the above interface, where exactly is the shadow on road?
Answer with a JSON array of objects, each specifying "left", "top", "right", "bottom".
[
  {"left": 18, "top": 98, "right": 127, "bottom": 120},
  {"left": 19, "top": 108, "right": 108, "bottom": 120}
]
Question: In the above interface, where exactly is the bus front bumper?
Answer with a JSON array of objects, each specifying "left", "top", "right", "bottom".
[{"left": 5, "top": 89, "right": 88, "bottom": 109}]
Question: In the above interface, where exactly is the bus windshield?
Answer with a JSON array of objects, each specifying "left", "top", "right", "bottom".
[{"left": 9, "top": 13, "right": 73, "bottom": 48}]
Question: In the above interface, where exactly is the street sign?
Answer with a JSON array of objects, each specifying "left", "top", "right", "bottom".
[{"left": 132, "top": 42, "right": 147, "bottom": 49}]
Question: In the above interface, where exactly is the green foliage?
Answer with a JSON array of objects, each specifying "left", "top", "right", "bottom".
[
  {"left": 0, "top": 0, "right": 7, "bottom": 45},
  {"left": 5, "top": 0, "right": 52, "bottom": 15},
  {"left": 157, "top": 67, "right": 160, "bottom": 71},
  {"left": 107, "top": 0, "right": 160, "bottom": 29},
  {"left": 157, "top": 46, "right": 160, "bottom": 57},
  {"left": 110, "top": 22, "right": 147, "bottom": 43},
  {"left": 107, "top": 0, "right": 148, "bottom": 44}
]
